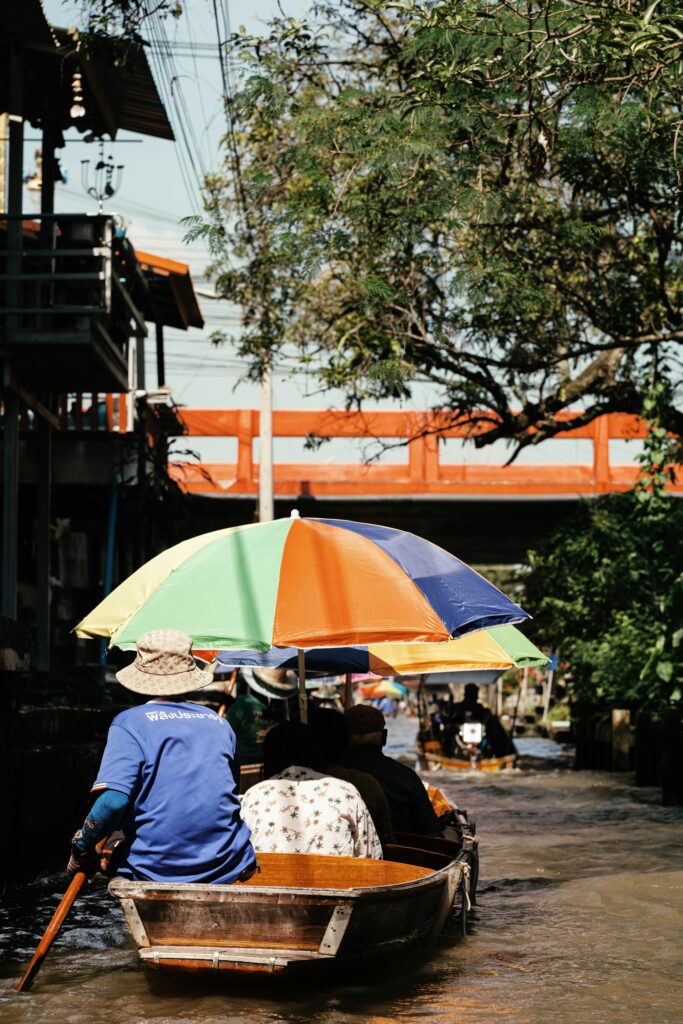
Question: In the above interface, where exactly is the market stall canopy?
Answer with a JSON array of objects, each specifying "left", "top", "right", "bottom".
[{"left": 75, "top": 516, "right": 528, "bottom": 651}]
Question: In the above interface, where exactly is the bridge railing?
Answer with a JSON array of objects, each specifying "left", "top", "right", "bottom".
[{"left": 168, "top": 409, "right": 682, "bottom": 498}]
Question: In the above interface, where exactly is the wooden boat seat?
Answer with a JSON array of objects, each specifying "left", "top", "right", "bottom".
[{"left": 238, "top": 852, "right": 434, "bottom": 889}]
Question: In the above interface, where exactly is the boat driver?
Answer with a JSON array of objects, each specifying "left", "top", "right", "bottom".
[
  {"left": 450, "top": 682, "right": 511, "bottom": 758},
  {"left": 66, "top": 630, "right": 257, "bottom": 884}
]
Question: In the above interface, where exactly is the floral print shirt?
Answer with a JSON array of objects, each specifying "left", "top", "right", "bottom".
[{"left": 240, "top": 766, "right": 383, "bottom": 859}]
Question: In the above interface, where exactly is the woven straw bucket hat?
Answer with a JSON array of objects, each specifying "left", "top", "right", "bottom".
[{"left": 116, "top": 630, "right": 214, "bottom": 697}]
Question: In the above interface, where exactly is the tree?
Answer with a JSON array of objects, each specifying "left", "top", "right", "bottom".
[
  {"left": 192, "top": 0, "right": 683, "bottom": 456},
  {"left": 74, "top": 1, "right": 182, "bottom": 42},
  {"left": 525, "top": 384, "right": 682, "bottom": 714}
]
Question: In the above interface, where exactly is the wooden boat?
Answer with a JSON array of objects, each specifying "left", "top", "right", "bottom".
[
  {"left": 109, "top": 826, "right": 476, "bottom": 976},
  {"left": 419, "top": 738, "right": 516, "bottom": 772}
]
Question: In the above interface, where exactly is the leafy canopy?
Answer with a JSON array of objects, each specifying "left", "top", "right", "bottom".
[
  {"left": 190, "top": 0, "right": 683, "bottom": 453},
  {"left": 525, "top": 385, "right": 682, "bottom": 714}
]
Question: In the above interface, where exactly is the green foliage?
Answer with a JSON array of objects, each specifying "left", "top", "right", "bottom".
[
  {"left": 526, "top": 391, "right": 683, "bottom": 713},
  {"left": 74, "top": 1, "right": 183, "bottom": 41},
  {"left": 197, "top": 0, "right": 682, "bottom": 450}
]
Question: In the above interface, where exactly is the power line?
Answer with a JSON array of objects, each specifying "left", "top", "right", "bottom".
[
  {"left": 143, "top": 2, "right": 209, "bottom": 213},
  {"left": 144, "top": 31, "right": 200, "bottom": 212}
]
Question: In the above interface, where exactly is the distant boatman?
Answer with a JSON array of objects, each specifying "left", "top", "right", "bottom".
[{"left": 67, "top": 630, "right": 256, "bottom": 884}]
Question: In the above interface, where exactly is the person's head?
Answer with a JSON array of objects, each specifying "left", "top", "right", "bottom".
[
  {"left": 345, "top": 704, "right": 387, "bottom": 748},
  {"left": 464, "top": 683, "right": 479, "bottom": 702},
  {"left": 309, "top": 707, "right": 350, "bottom": 765},
  {"left": 116, "top": 630, "right": 213, "bottom": 697},
  {"left": 262, "top": 721, "right": 321, "bottom": 778}
]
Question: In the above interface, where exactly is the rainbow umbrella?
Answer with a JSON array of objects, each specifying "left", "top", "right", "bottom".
[
  {"left": 75, "top": 516, "right": 527, "bottom": 651},
  {"left": 363, "top": 681, "right": 408, "bottom": 699},
  {"left": 215, "top": 625, "right": 548, "bottom": 674}
]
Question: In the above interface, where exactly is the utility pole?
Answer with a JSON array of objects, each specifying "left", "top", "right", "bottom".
[{"left": 258, "top": 351, "right": 274, "bottom": 522}]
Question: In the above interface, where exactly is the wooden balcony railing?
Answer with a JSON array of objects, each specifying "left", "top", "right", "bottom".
[
  {"left": 0, "top": 213, "right": 146, "bottom": 392},
  {"left": 10, "top": 393, "right": 131, "bottom": 433}
]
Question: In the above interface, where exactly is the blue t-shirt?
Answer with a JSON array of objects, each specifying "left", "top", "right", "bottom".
[{"left": 93, "top": 701, "right": 255, "bottom": 884}]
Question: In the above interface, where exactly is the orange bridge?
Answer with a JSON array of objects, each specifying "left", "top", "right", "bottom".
[{"left": 169, "top": 409, "right": 682, "bottom": 499}]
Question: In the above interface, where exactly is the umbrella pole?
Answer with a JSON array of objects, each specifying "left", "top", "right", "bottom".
[
  {"left": 297, "top": 648, "right": 307, "bottom": 724},
  {"left": 344, "top": 672, "right": 353, "bottom": 710}
]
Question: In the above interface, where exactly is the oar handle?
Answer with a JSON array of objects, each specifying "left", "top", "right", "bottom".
[
  {"left": 15, "top": 837, "right": 106, "bottom": 993},
  {"left": 15, "top": 870, "right": 87, "bottom": 992}
]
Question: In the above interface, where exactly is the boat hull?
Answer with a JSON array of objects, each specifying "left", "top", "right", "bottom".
[
  {"left": 110, "top": 848, "right": 466, "bottom": 975},
  {"left": 419, "top": 740, "right": 516, "bottom": 772}
]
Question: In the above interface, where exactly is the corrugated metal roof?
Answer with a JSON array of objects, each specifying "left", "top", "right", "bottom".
[
  {"left": 0, "top": 4, "right": 173, "bottom": 142},
  {"left": 52, "top": 30, "right": 174, "bottom": 141}
]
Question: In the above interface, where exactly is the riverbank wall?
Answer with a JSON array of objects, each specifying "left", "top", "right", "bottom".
[
  {"left": 0, "top": 671, "right": 120, "bottom": 886},
  {"left": 574, "top": 708, "right": 683, "bottom": 804}
]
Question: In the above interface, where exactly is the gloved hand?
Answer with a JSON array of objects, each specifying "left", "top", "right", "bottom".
[{"left": 66, "top": 832, "right": 100, "bottom": 877}]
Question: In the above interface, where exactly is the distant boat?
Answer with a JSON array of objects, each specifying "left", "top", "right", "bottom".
[
  {"left": 419, "top": 738, "right": 516, "bottom": 772},
  {"left": 110, "top": 817, "right": 477, "bottom": 976}
]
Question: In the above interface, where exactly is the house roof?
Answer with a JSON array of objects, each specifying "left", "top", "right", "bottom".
[
  {"left": 52, "top": 29, "right": 175, "bottom": 142},
  {"left": 135, "top": 250, "right": 204, "bottom": 331},
  {"left": 0, "top": 1, "right": 173, "bottom": 141}
]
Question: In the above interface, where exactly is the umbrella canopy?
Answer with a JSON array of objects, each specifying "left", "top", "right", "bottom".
[
  {"left": 215, "top": 625, "right": 547, "bottom": 675},
  {"left": 75, "top": 516, "right": 527, "bottom": 651},
  {"left": 363, "top": 681, "right": 407, "bottom": 699}
]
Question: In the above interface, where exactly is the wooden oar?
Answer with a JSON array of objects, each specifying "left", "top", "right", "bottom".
[{"left": 15, "top": 841, "right": 104, "bottom": 993}]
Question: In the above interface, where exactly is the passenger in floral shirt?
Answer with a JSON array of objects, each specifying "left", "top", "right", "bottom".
[{"left": 240, "top": 723, "right": 383, "bottom": 859}]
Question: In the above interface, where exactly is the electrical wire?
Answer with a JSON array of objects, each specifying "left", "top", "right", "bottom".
[{"left": 142, "top": 2, "right": 207, "bottom": 212}]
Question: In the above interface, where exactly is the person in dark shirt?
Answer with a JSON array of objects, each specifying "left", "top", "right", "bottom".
[
  {"left": 342, "top": 704, "right": 442, "bottom": 837},
  {"left": 450, "top": 682, "right": 512, "bottom": 758},
  {"left": 450, "top": 683, "right": 490, "bottom": 725},
  {"left": 309, "top": 707, "right": 395, "bottom": 849}
]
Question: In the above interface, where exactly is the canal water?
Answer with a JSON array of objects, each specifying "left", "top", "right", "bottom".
[{"left": 1, "top": 719, "right": 682, "bottom": 1024}]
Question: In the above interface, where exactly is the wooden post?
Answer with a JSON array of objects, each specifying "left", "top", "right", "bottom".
[
  {"left": 1, "top": 377, "right": 19, "bottom": 618},
  {"left": 40, "top": 116, "right": 56, "bottom": 219},
  {"left": 611, "top": 709, "right": 633, "bottom": 772},
  {"left": 661, "top": 710, "right": 683, "bottom": 806},
  {"left": 155, "top": 321, "right": 165, "bottom": 387},
  {"left": 297, "top": 648, "right": 307, "bottom": 724},
  {"left": 136, "top": 330, "right": 146, "bottom": 391},
  {"left": 1, "top": 37, "right": 24, "bottom": 619},
  {"left": 0, "top": 112, "right": 7, "bottom": 210},
  {"left": 35, "top": 416, "right": 52, "bottom": 672},
  {"left": 127, "top": 339, "right": 136, "bottom": 430},
  {"left": 521, "top": 666, "right": 528, "bottom": 707},
  {"left": 344, "top": 672, "right": 353, "bottom": 710},
  {"left": 542, "top": 664, "right": 554, "bottom": 726}
]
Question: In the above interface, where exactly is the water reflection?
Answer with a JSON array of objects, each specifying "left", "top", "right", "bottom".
[{"left": 2, "top": 730, "right": 682, "bottom": 1024}]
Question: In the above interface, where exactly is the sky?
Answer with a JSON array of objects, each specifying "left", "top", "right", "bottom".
[{"left": 33, "top": 0, "right": 640, "bottom": 469}]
